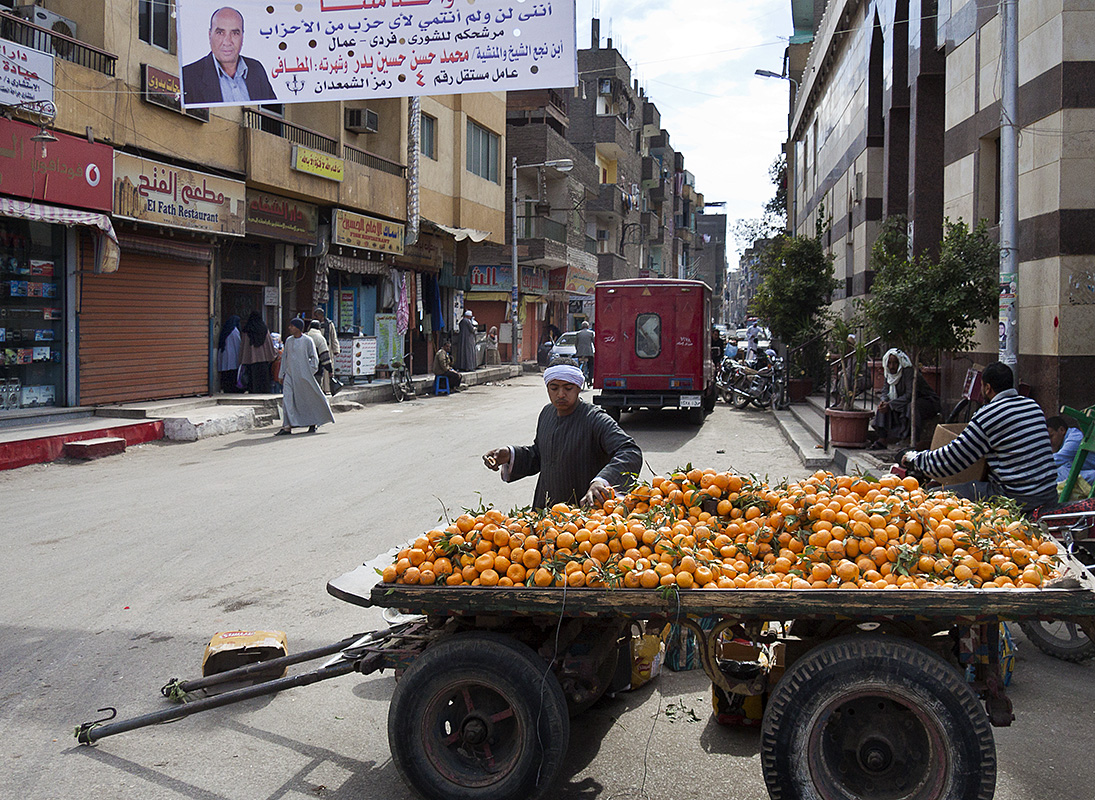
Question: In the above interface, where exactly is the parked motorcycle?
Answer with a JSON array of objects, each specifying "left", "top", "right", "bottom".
[{"left": 718, "top": 349, "right": 786, "bottom": 409}]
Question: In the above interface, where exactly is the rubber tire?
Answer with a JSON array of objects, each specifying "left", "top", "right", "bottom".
[
  {"left": 733, "top": 389, "right": 752, "bottom": 409},
  {"left": 760, "top": 635, "right": 996, "bottom": 800},
  {"left": 1019, "top": 620, "right": 1095, "bottom": 662},
  {"left": 703, "top": 386, "right": 717, "bottom": 413},
  {"left": 686, "top": 405, "right": 705, "bottom": 425},
  {"left": 387, "top": 632, "right": 570, "bottom": 800},
  {"left": 393, "top": 374, "right": 408, "bottom": 402}
]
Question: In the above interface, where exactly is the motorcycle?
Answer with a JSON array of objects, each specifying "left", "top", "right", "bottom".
[{"left": 718, "top": 349, "right": 786, "bottom": 410}]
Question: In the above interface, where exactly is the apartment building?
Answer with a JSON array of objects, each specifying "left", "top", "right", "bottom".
[
  {"left": 0, "top": 0, "right": 505, "bottom": 413},
  {"left": 784, "top": 0, "right": 1095, "bottom": 412}
]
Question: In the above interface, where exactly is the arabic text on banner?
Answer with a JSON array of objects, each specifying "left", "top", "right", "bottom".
[
  {"left": 0, "top": 41, "right": 53, "bottom": 108},
  {"left": 176, "top": 0, "right": 577, "bottom": 108}
]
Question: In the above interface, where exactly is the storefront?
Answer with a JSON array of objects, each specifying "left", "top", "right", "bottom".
[
  {"left": 548, "top": 263, "right": 597, "bottom": 333},
  {"left": 0, "top": 118, "right": 117, "bottom": 414},
  {"left": 79, "top": 153, "right": 244, "bottom": 405}
]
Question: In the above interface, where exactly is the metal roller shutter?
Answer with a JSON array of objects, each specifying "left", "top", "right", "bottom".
[{"left": 79, "top": 245, "right": 210, "bottom": 405}]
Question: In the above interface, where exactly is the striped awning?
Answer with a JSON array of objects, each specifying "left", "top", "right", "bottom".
[{"left": 0, "top": 197, "right": 120, "bottom": 272}]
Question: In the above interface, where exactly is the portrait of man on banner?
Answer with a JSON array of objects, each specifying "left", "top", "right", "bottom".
[{"left": 181, "top": 6, "right": 276, "bottom": 107}]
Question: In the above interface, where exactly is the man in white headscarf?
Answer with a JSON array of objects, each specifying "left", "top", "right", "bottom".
[
  {"left": 871, "top": 347, "right": 940, "bottom": 448},
  {"left": 455, "top": 309, "right": 478, "bottom": 371},
  {"left": 483, "top": 357, "right": 642, "bottom": 509}
]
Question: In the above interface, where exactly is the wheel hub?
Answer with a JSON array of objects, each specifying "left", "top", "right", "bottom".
[
  {"left": 461, "top": 716, "right": 488, "bottom": 745},
  {"left": 859, "top": 737, "right": 894, "bottom": 773}
]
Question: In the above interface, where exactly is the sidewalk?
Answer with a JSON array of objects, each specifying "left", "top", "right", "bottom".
[{"left": 0, "top": 363, "right": 527, "bottom": 471}]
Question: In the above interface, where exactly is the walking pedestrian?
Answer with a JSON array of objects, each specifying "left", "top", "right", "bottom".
[
  {"left": 216, "top": 315, "right": 241, "bottom": 393},
  {"left": 306, "top": 320, "right": 334, "bottom": 393},
  {"left": 275, "top": 318, "right": 335, "bottom": 436},
  {"left": 240, "top": 311, "right": 276, "bottom": 393}
]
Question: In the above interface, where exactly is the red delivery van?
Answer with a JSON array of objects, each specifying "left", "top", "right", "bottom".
[{"left": 592, "top": 278, "right": 716, "bottom": 425}]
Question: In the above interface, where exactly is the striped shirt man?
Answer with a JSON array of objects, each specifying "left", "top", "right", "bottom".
[{"left": 909, "top": 388, "right": 1056, "bottom": 503}]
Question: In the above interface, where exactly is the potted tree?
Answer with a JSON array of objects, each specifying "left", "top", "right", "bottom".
[
  {"left": 864, "top": 216, "right": 999, "bottom": 448},
  {"left": 749, "top": 232, "right": 836, "bottom": 402},
  {"left": 824, "top": 307, "right": 873, "bottom": 446}
]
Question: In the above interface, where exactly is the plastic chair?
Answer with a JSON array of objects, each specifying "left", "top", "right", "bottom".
[
  {"left": 1058, "top": 405, "right": 1095, "bottom": 502},
  {"left": 434, "top": 375, "right": 450, "bottom": 396}
]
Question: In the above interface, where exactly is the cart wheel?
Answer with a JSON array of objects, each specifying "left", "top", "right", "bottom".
[
  {"left": 760, "top": 635, "right": 995, "bottom": 800},
  {"left": 1019, "top": 620, "right": 1095, "bottom": 662},
  {"left": 387, "top": 632, "right": 570, "bottom": 800}
]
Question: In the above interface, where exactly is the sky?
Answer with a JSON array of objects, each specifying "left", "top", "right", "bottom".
[{"left": 573, "top": 0, "right": 793, "bottom": 262}]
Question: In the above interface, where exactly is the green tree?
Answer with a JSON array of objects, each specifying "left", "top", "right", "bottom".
[
  {"left": 749, "top": 233, "right": 837, "bottom": 380},
  {"left": 865, "top": 216, "right": 999, "bottom": 446}
]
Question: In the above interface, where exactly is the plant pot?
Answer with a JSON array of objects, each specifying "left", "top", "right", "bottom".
[
  {"left": 788, "top": 377, "right": 814, "bottom": 403},
  {"left": 825, "top": 407, "right": 874, "bottom": 448}
]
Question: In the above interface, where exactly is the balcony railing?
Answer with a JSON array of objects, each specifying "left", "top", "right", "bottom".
[
  {"left": 584, "top": 236, "right": 598, "bottom": 254},
  {"left": 243, "top": 108, "right": 339, "bottom": 155},
  {"left": 517, "top": 215, "right": 566, "bottom": 244},
  {"left": 344, "top": 144, "right": 406, "bottom": 178},
  {"left": 0, "top": 11, "right": 116, "bottom": 76}
]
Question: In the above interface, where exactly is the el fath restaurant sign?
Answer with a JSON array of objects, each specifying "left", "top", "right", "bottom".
[
  {"left": 0, "top": 118, "right": 113, "bottom": 213},
  {"left": 333, "top": 209, "right": 403, "bottom": 255},
  {"left": 113, "top": 152, "right": 245, "bottom": 236}
]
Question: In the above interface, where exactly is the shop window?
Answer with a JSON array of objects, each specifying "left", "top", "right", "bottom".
[
  {"left": 1, "top": 220, "right": 66, "bottom": 411},
  {"left": 139, "top": 0, "right": 174, "bottom": 53},
  {"left": 635, "top": 313, "right": 660, "bottom": 358},
  {"left": 466, "top": 119, "right": 499, "bottom": 183},
  {"left": 420, "top": 113, "right": 436, "bottom": 160}
]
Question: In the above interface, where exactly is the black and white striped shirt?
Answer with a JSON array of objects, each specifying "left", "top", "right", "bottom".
[{"left": 912, "top": 389, "right": 1056, "bottom": 498}]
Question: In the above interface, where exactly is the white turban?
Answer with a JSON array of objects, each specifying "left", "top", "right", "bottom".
[{"left": 543, "top": 364, "right": 585, "bottom": 388}]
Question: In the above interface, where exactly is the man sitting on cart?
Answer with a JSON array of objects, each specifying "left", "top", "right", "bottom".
[
  {"left": 483, "top": 357, "right": 642, "bottom": 509},
  {"left": 902, "top": 362, "right": 1057, "bottom": 513}
]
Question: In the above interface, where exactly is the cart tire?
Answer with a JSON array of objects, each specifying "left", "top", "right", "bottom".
[
  {"left": 1019, "top": 620, "right": 1095, "bottom": 662},
  {"left": 760, "top": 635, "right": 995, "bottom": 800},
  {"left": 387, "top": 631, "right": 570, "bottom": 800}
]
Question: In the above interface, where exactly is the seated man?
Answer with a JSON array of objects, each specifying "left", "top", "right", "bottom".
[
  {"left": 1047, "top": 415, "right": 1095, "bottom": 485},
  {"left": 902, "top": 362, "right": 1057, "bottom": 513},
  {"left": 483, "top": 357, "right": 642, "bottom": 509},
  {"left": 871, "top": 348, "right": 941, "bottom": 449},
  {"left": 432, "top": 341, "right": 462, "bottom": 392}
]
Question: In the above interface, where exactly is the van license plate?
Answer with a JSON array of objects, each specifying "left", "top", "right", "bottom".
[{"left": 680, "top": 395, "right": 701, "bottom": 407}]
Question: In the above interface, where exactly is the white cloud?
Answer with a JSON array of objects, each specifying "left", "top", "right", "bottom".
[{"left": 575, "top": 1, "right": 792, "bottom": 258}]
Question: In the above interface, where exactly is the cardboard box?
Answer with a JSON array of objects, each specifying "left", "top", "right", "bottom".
[
  {"left": 202, "top": 630, "right": 288, "bottom": 690},
  {"left": 930, "top": 422, "right": 988, "bottom": 485}
]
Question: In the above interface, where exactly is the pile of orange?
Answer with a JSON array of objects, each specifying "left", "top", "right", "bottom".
[{"left": 379, "top": 469, "right": 1062, "bottom": 590}]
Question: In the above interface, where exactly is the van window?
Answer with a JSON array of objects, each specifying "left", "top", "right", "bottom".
[{"left": 635, "top": 314, "right": 661, "bottom": 358}]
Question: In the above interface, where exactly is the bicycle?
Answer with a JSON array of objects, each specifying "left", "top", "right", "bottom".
[{"left": 391, "top": 353, "right": 415, "bottom": 402}]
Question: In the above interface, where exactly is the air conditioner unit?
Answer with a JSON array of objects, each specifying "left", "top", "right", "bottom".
[
  {"left": 15, "top": 6, "right": 77, "bottom": 42},
  {"left": 344, "top": 107, "right": 379, "bottom": 133},
  {"left": 598, "top": 78, "right": 612, "bottom": 95}
]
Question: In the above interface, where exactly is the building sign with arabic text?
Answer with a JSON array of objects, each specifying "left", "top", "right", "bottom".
[
  {"left": 469, "top": 264, "right": 511, "bottom": 292},
  {"left": 333, "top": 208, "right": 404, "bottom": 254},
  {"left": 114, "top": 152, "right": 246, "bottom": 236},
  {"left": 0, "top": 41, "right": 53, "bottom": 108},
  {"left": 0, "top": 118, "right": 113, "bottom": 212},
  {"left": 141, "top": 64, "right": 209, "bottom": 122},
  {"left": 175, "top": 0, "right": 577, "bottom": 108},
  {"left": 246, "top": 190, "right": 318, "bottom": 245},
  {"left": 292, "top": 144, "right": 344, "bottom": 182}
]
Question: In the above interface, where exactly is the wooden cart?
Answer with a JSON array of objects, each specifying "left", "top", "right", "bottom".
[
  {"left": 326, "top": 550, "right": 1095, "bottom": 800},
  {"left": 75, "top": 548, "right": 1095, "bottom": 800}
]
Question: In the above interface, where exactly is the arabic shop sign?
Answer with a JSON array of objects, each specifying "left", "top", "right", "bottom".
[
  {"left": 0, "top": 118, "right": 113, "bottom": 213},
  {"left": 246, "top": 190, "right": 318, "bottom": 245},
  {"left": 469, "top": 264, "right": 511, "bottom": 292},
  {"left": 292, "top": 144, "right": 345, "bottom": 182},
  {"left": 520, "top": 265, "right": 547, "bottom": 295},
  {"left": 113, "top": 152, "right": 246, "bottom": 236},
  {"left": 333, "top": 208, "right": 404, "bottom": 254},
  {"left": 0, "top": 41, "right": 53, "bottom": 108},
  {"left": 175, "top": 0, "right": 577, "bottom": 109},
  {"left": 549, "top": 264, "right": 596, "bottom": 295},
  {"left": 141, "top": 64, "right": 209, "bottom": 122}
]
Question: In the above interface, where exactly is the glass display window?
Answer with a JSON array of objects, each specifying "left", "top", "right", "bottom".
[{"left": 0, "top": 219, "right": 66, "bottom": 411}]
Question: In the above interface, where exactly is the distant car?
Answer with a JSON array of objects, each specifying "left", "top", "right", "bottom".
[
  {"left": 733, "top": 326, "right": 770, "bottom": 351},
  {"left": 550, "top": 331, "right": 579, "bottom": 361}
]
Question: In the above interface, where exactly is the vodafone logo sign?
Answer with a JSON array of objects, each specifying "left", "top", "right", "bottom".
[{"left": 86, "top": 163, "right": 101, "bottom": 187}]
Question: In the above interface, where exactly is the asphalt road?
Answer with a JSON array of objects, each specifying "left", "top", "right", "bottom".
[{"left": 2, "top": 375, "right": 1092, "bottom": 800}]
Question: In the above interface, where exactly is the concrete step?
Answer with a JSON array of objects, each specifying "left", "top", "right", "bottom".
[
  {"left": 63, "top": 436, "right": 126, "bottom": 460},
  {"left": 161, "top": 406, "right": 257, "bottom": 442},
  {"left": 95, "top": 397, "right": 218, "bottom": 420},
  {"left": 254, "top": 410, "right": 277, "bottom": 428}
]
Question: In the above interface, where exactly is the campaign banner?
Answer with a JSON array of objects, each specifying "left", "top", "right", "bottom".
[
  {"left": 0, "top": 41, "right": 53, "bottom": 108},
  {"left": 114, "top": 152, "right": 246, "bottom": 236},
  {"left": 175, "top": 0, "right": 577, "bottom": 108}
]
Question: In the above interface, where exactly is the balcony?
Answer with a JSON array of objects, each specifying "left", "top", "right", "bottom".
[
  {"left": 596, "top": 251, "right": 631, "bottom": 282},
  {"left": 588, "top": 183, "right": 627, "bottom": 218},
  {"left": 517, "top": 215, "right": 567, "bottom": 244},
  {"left": 244, "top": 108, "right": 339, "bottom": 155},
  {"left": 641, "top": 211, "right": 663, "bottom": 244},
  {"left": 517, "top": 216, "right": 569, "bottom": 268},
  {"left": 345, "top": 144, "right": 407, "bottom": 178},
  {"left": 0, "top": 11, "right": 116, "bottom": 76},
  {"left": 593, "top": 113, "right": 633, "bottom": 161}
]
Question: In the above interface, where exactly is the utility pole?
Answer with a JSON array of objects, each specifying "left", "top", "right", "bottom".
[{"left": 998, "top": 0, "right": 1019, "bottom": 377}]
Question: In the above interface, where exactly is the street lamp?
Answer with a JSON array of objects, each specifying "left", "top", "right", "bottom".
[
  {"left": 511, "top": 157, "right": 573, "bottom": 363},
  {"left": 754, "top": 69, "right": 799, "bottom": 91}
]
